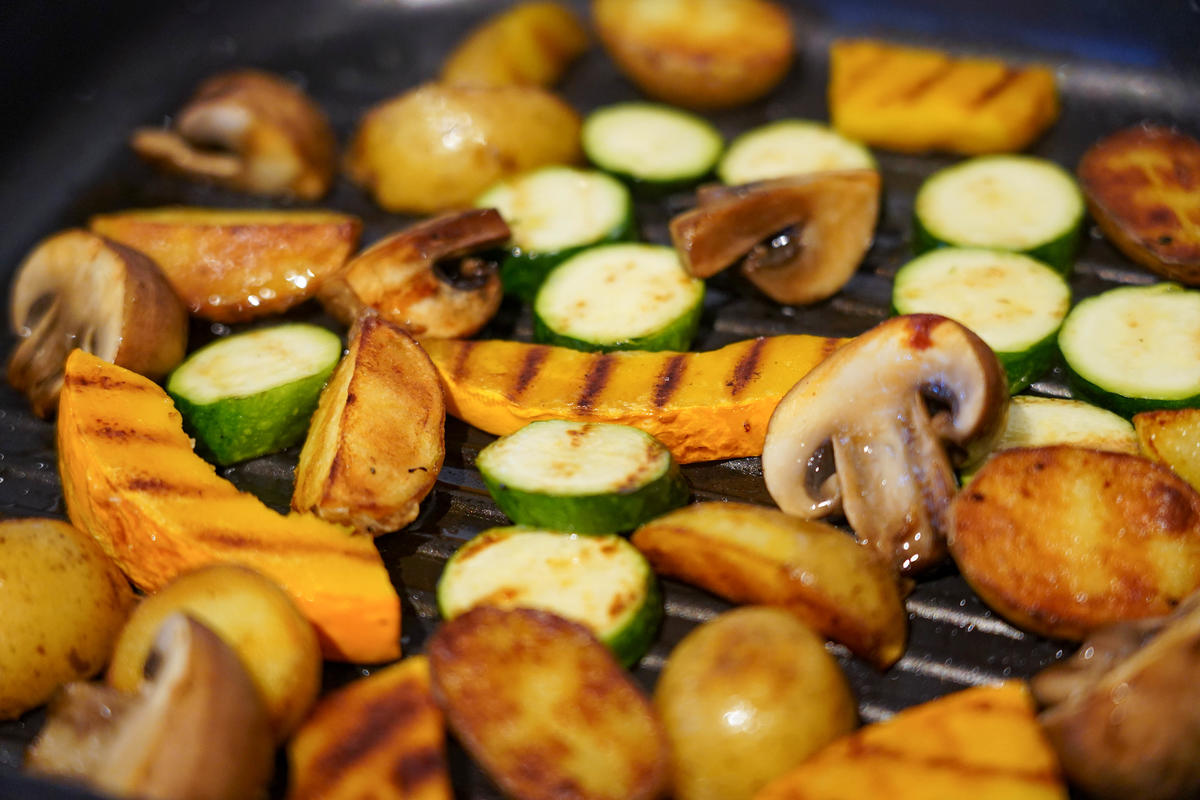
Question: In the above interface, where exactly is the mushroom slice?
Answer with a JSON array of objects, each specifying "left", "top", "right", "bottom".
[
  {"left": 319, "top": 208, "right": 510, "bottom": 338},
  {"left": 669, "top": 170, "right": 880, "bottom": 305},
  {"left": 762, "top": 314, "right": 1008, "bottom": 574},
  {"left": 1033, "top": 591, "right": 1200, "bottom": 800},
  {"left": 26, "top": 613, "right": 275, "bottom": 800},
  {"left": 131, "top": 69, "right": 336, "bottom": 200},
  {"left": 7, "top": 229, "right": 187, "bottom": 418}
]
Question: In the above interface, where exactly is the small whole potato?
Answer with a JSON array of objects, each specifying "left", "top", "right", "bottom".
[
  {"left": 0, "top": 518, "right": 133, "bottom": 720},
  {"left": 106, "top": 564, "right": 321, "bottom": 741},
  {"left": 654, "top": 606, "right": 856, "bottom": 800}
]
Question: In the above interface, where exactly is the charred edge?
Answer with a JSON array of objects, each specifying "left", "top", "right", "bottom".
[
  {"left": 727, "top": 337, "right": 767, "bottom": 397},
  {"left": 63, "top": 373, "right": 153, "bottom": 393},
  {"left": 575, "top": 354, "right": 615, "bottom": 412},
  {"left": 196, "top": 530, "right": 380, "bottom": 561},
  {"left": 821, "top": 337, "right": 842, "bottom": 359},
  {"left": 969, "top": 67, "right": 1021, "bottom": 108},
  {"left": 653, "top": 355, "right": 688, "bottom": 408},
  {"left": 450, "top": 340, "right": 477, "bottom": 382},
  {"left": 898, "top": 62, "right": 955, "bottom": 103},
  {"left": 392, "top": 747, "right": 447, "bottom": 794},
  {"left": 508, "top": 345, "right": 550, "bottom": 402}
]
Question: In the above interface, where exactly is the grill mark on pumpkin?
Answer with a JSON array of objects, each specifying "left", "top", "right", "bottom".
[
  {"left": 508, "top": 345, "right": 549, "bottom": 401},
  {"left": 85, "top": 424, "right": 173, "bottom": 444},
  {"left": 392, "top": 746, "right": 447, "bottom": 794},
  {"left": 63, "top": 372, "right": 154, "bottom": 393},
  {"left": 196, "top": 530, "right": 381, "bottom": 561},
  {"left": 841, "top": 739, "right": 1059, "bottom": 783},
  {"left": 450, "top": 340, "right": 477, "bottom": 382},
  {"left": 898, "top": 62, "right": 955, "bottom": 102},
  {"left": 840, "top": 51, "right": 893, "bottom": 100},
  {"left": 969, "top": 67, "right": 1021, "bottom": 108},
  {"left": 122, "top": 476, "right": 207, "bottom": 496},
  {"left": 652, "top": 354, "right": 688, "bottom": 407},
  {"left": 575, "top": 354, "right": 614, "bottom": 412},
  {"left": 727, "top": 337, "right": 767, "bottom": 397}
]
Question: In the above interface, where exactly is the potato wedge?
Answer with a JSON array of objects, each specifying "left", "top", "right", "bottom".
[
  {"left": 441, "top": 2, "right": 589, "bottom": 88},
  {"left": 1078, "top": 124, "right": 1200, "bottom": 285},
  {"left": 592, "top": 0, "right": 794, "bottom": 110},
  {"left": 950, "top": 446, "right": 1200, "bottom": 639},
  {"left": 288, "top": 656, "right": 451, "bottom": 800},
  {"left": 293, "top": 313, "right": 445, "bottom": 535},
  {"left": 428, "top": 606, "right": 669, "bottom": 800},
  {"left": 630, "top": 502, "right": 906, "bottom": 668},
  {"left": 345, "top": 83, "right": 582, "bottom": 214},
  {"left": 755, "top": 682, "right": 1067, "bottom": 800},
  {"left": 1135, "top": 407, "right": 1200, "bottom": 493},
  {"left": 90, "top": 207, "right": 361, "bottom": 322}
]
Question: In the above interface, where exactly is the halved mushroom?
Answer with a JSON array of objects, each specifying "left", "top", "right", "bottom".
[
  {"left": 669, "top": 170, "right": 880, "bottom": 305},
  {"left": 26, "top": 613, "right": 274, "bottom": 800},
  {"left": 131, "top": 69, "right": 336, "bottom": 200},
  {"left": 1033, "top": 591, "right": 1200, "bottom": 800},
  {"left": 761, "top": 314, "right": 1008, "bottom": 574},
  {"left": 7, "top": 229, "right": 187, "bottom": 418},
  {"left": 319, "top": 208, "right": 510, "bottom": 338}
]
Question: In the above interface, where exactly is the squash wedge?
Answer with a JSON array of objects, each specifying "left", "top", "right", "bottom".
[
  {"left": 420, "top": 335, "right": 846, "bottom": 464},
  {"left": 57, "top": 349, "right": 401, "bottom": 663}
]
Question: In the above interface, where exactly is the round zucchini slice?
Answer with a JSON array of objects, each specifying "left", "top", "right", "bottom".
[
  {"left": 437, "top": 526, "right": 663, "bottom": 667},
  {"left": 717, "top": 119, "right": 875, "bottom": 185},
  {"left": 583, "top": 102, "right": 723, "bottom": 189}
]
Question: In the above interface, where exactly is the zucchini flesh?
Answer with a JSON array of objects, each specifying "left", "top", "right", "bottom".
[
  {"left": 533, "top": 243, "right": 704, "bottom": 352},
  {"left": 892, "top": 248, "right": 1070, "bottom": 393},
  {"left": 436, "top": 526, "right": 662, "bottom": 667},
  {"left": 476, "top": 420, "right": 689, "bottom": 533},
  {"left": 583, "top": 102, "right": 723, "bottom": 186},
  {"left": 718, "top": 119, "right": 875, "bottom": 185}
]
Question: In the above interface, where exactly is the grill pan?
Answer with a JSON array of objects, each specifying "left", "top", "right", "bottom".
[{"left": 1, "top": 0, "right": 1198, "bottom": 797}]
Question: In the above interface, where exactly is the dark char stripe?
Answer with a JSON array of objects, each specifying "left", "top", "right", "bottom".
[
  {"left": 969, "top": 67, "right": 1021, "bottom": 108},
  {"left": 575, "top": 353, "right": 615, "bottom": 412},
  {"left": 652, "top": 354, "right": 688, "bottom": 408},
  {"left": 508, "top": 345, "right": 549, "bottom": 401},
  {"left": 899, "top": 62, "right": 955, "bottom": 102},
  {"left": 727, "top": 337, "right": 767, "bottom": 397},
  {"left": 450, "top": 340, "right": 477, "bottom": 382}
]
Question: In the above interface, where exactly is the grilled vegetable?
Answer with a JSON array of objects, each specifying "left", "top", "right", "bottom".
[
  {"left": 130, "top": 69, "right": 336, "bottom": 200},
  {"left": 1078, "top": 123, "right": 1200, "bottom": 286},
  {"left": 671, "top": 170, "right": 880, "bottom": 305},
  {"left": 1057, "top": 282, "right": 1200, "bottom": 416},
  {"left": 950, "top": 446, "right": 1200, "bottom": 639},
  {"left": 913, "top": 156, "right": 1084, "bottom": 274},
  {"left": 167, "top": 323, "right": 342, "bottom": 466},
  {"left": 437, "top": 527, "right": 662, "bottom": 666},
  {"left": 476, "top": 420, "right": 688, "bottom": 533},
  {"left": 829, "top": 38, "right": 1059, "bottom": 155},
  {"left": 717, "top": 120, "right": 875, "bottom": 185},
  {"left": 756, "top": 682, "right": 1067, "bottom": 800},
  {"left": 892, "top": 248, "right": 1071, "bottom": 392},
  {"left": 631, "top": 502, "right": 906, "bottom": 669},
  {"left": 345, "top": 83, "right": 582, "bottom": 214},
  {"left": 57, "top": 349, "right": 402, "bottom": 663},
  {"left": 106, "top": 564, "right": 321, "bottom": 741},
  {"left": 762, "top": 314, "right": 1009, "bottom": 575},
  {"left": 1135, "top": 408, "right": 1200, "bottom": 493},
  {"left": 420, "top": 333, "right": 846, "bottom": 464},
  {"left": 0, "top": 518, "right": 133, "bottom": 721},
  {"left": 533, "top": 243, "right": 705, "bottom": 352},
  {"left": 90, "top": 207, "right": 361, "bottom": 322},
  {"left": 441, "top": 1, "right": 588, "bottom": 88},
  {"left": 293, "top": 313, "right": 444, "bottom": 535},
  {"left": 428, "top": 606, "right": 669, "bottom": 800},
  {"left": 583, "top": 102, "right": 723, "bottom": 189},
  {"left": 655, "top": 607, "right": 856, "bottom": 800},
  {"left": 287, "top": 656, "right": 451, "bottom": 800},
  {"left": 7, "top": 229, "right": 187, "bottom": 418}
]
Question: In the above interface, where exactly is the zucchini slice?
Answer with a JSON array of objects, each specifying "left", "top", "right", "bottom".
[
  {"left": 167, "top": 323, "right": 342, "bottom": 465},
  {"left": 475, "top": 166, "right": 634, "bottom": 302},
  {"left": 582, "top": 102, "right": 723, "bottom": 189},
  {"left": 892, "top": 248, "right": 1070, "bottom": 393},
  {"left": 533, "top": 243, "right": 704, "bottom": 352},
  {"left": 436, "top": 526, "right": 663, "bottom": 667},
  {"left": 1058, "top": 283, "right": 1200, "bottom": 416},
  {"left": 717, "top": 119, "right": 875, "bottom": 185},
  {"left": 476, "top": 420, "right": 689, "bottom": 533},
  {"left": 913, "top": 155, "right": 1084, "bottom": 274}
]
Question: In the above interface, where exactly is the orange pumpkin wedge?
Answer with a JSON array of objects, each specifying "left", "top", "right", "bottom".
[
  {"left": 57, "top": 349, "right": 401, "bottom": 663},
  {"left": 420, "top": 335, "right": 846, "bottom": 464}
]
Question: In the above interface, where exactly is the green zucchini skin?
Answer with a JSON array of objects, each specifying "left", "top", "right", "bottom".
[
  {"left": 912, "top": 213, "right": 1082, "bottom": 278},
  {"left": 531, "top": 293, "right": 704, "bottom": 353},
  {"left": 499, "top": 210, "right": 635, "bottom": 303}
]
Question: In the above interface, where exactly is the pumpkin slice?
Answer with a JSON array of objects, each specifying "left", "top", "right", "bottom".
[{"left": 57, "top": 349, "right": 401, "bottom": 663}]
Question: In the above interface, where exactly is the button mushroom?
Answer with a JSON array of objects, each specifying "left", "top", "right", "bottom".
[
  {"left": 669, "top": 170, "right": 880, "bottom": 305},
  {"left": 761, "top": 314, "right": 1008, "bottom": 574},
  {"left": 1032, "top": 590, "right": 1200, "bottom": 800},
  {"left": 131, "top": 69, "right": 336, "bottom": 200},
  {"left": 319, "top": 208, "right": 510, "bottom": 339},
  {"left": 25, "top": 613, "right": 275, "bottom": 800},
  {"left": 7, "top": 229, "right": 187, "bottom": 418}
]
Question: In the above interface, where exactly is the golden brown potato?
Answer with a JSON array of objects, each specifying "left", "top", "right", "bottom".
[
  {"left": 106, "top": 564, "right": 321, "bottom": 741},
  {"left": 90, "top": 206, "right": 361, "bottom": 322},
  {"left": 345, "top": 83, "right": 582, "bottom": 214},
  {"left": 441, "top": 1, "right": 589, "bottom": 88},
  {"left": 592, "top": 0, "right": 794, "bottom": 110},
  {"left": 655, "top": 607, "right": 856, "bottom": 800},
  {"left": 1135, "top": 407, "right": 1200, "bottom": 493},
  {"left": 0, "top": 518, "right": 133, "bottom": 720}
]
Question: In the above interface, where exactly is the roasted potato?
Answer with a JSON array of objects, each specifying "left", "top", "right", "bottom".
[
  {"left": 1135, "top": 407, "right": 1200, "bottom": 493},
  {"left": 592, "top": 0, "right": 794, "bottom": 110},
  {"left": 106, "top": 564, "right": 321, "bottom": 741},
  {"left": 0, "top": 518, "right": 133, "bottom": 720},
  {"left": 345, "top": 83, "right": 582, "bottom": 214},
  {"left": 441, "top": 1, "right": 589, "bottom": 88},
  {"left": 655, "top": 607, "right": 856, "bottom": 800}
]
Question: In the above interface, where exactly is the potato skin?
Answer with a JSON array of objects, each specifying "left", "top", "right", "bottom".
[
  {"left": 654, "top": 607, "right": 856, "bottom": 800},
  {"left": 346, "top": 83, "right": 582, "bottom": 214},
  {"left": 0, "top": 518, "right": 133, "bottom": 720}
]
